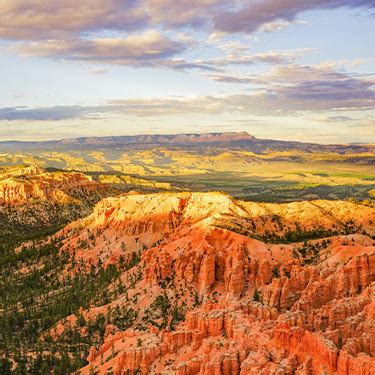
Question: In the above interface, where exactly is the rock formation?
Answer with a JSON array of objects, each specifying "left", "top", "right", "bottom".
[
  {"left": 44, "top": 192, "right": 374, "bottom": 374},
  {"left": 0, "top": 165, "right": 118, "bottom": 236},
  {"left": 0, "top": 166, "right": 110, "bottom": 206}
]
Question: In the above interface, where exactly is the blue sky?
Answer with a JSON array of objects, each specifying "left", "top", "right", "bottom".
[{"left": 0, "top": 1, "right": 374, "bottom": 143}]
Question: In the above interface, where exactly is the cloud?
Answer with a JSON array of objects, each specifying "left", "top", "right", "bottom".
[
  {"left": 0, "top": 100, "right": 223, "bottom": 121},
  {"left": 2, "top": 73, "right": 373, "bottom": 122},
  {"left": 208, "top": 63, "right": 375, "bottom": 114},
  {"left": 0, "top": 0, "right": 224, "bottom": 41},
  {"left": 145, "top": 0, "right": 223, "bottom": 27},
  {"left": 196, "top": 48, "right": 314, "bottom": 68},
  {"left": 107, "top": 97, "right": 227, "bottom": 116},
  {"left": 215, "top": 0, "right": 375, "bottom": 33},
  {"left": 208, "top": 74, "right": 255, "bottom": 84},
  {"left": 9, "top": 30, "right": 187, "bottom": 67},
  {"left": 0, "top": 0, "right": 373, "bottom": 43},
  {"left": 275, "top": 78, "right": 374, "bottom": 104},
  {"left": 0, "top": 0, "right": 148, "bottom": 40},
  {"left": 91, "top": 68, "right": 108, "bottom": 74},
  {"left": 259, "top": 19, "right": 308, "bottom": 33},
  {"left": 0, "top": 106, "right": 93, "bottom": 121},
  {"left": 166, "top": 48, "right": 314, "bottom": 72},
  {"left": 8, "top": 38, "right": 308, "bottom": 70},
  {"left": 1, "top": 61, "right": 373, "bottom": 123},
  {"left": 314, "top": 115, "right": 355, "bottom": 123},
  {"left": 1, "top": 0, "right": 373, "bottom": 74},
  {"left": 207, "top": 62, "right": 375, "bottom": 85}
]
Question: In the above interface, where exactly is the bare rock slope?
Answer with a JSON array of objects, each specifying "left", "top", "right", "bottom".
[
  {"left": 48, "top": 192, "right": 374, "bottom": 374},
  {"left": 0, "top": 165, "right": 117, "bottom": 236}
]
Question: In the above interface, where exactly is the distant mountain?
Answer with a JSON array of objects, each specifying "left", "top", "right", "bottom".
[
  {"left": 1, "top": 132, "right": 374, "bottom": 153},
  {"left": 0, "top": 131, "right": 255, "bottom": 150}
]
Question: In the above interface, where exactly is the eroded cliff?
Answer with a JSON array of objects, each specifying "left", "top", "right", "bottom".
[{"left": 40, "top": 192, "right": 375, "bottom": 374}]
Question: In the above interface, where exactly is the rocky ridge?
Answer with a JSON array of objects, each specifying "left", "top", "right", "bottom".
[
  {"left": 0, "top": 165, "right": 118, "bottom": 236},
  {"left": 0, "top": 166, "right": 107, "bottom": 206},
  {"left": 42, "top": 192, "right": 375, "bottom": 374}
]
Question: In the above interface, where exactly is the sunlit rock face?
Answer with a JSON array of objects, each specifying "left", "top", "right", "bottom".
[
  {"left": 48, "top": 192, "right": 374, "bottom": 374},
  {"left": 0, "top": 165, "right": 118, "bottom": 235},
  {"left": 0, "top": 166, "right": 106, "bottom": 206}
]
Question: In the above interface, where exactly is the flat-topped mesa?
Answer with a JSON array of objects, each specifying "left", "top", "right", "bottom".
[
  {"left": 169, "top": 131, "right": 254, "bottom": 143},
  {"left": 0, "top": 132, "right": 256, "bottom": 150}
]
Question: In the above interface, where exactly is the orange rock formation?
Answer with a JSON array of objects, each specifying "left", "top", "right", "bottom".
[
  {"left": 0, "top": 166, "right": 109, "bottom": 206},
  {"left": 50, "top": 192, "right": 374, "bottom": 374}
]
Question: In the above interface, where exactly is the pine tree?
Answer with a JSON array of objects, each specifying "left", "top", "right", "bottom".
[{"left": 253, "top": 287, "right": 260, "bottom": 302}]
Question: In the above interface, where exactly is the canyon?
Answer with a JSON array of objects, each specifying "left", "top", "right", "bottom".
[
  {"left": 41, "top": 192, "right": 375, "bottom": 374},
  {"left": 0, "top": 162, "right": 374, "bottom": 374}
]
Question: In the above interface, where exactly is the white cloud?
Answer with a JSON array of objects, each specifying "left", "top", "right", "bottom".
[{"left": 8, "top": 30, "right": 187, "bottom": 67}]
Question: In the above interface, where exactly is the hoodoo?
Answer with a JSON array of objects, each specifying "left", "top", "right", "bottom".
[{"left": 45, "top": 192, "right": 374, "bottom": 374}]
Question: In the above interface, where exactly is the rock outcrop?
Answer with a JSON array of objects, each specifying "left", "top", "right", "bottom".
[
  {"left": 46, "top": 192, "right": 374, "bottom": 374},
  {"left": 0, "top": 165, "right": 118, "bottom": 236},
  {"left": 0, "top": 166, "right": 109, "bottom": 206}
]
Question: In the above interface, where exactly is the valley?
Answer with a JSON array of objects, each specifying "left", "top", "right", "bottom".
[
  {"left": 1, "top": 189, "right": 374, "bottom": 374},
  {"left": 0, "top": 133, "right": 374, "bottom": 374},
  {"left": 1, "top": 133, "right": 374, "bottom": 203},
  {"left": 2, "top": 0, "right": 374, "bottom": 371}
]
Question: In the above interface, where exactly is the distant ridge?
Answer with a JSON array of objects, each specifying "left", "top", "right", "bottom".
[
  {"left": 0, "top": 132, "right": 374, "bottom": 154},
  {"left": 0, "top": 132, "right": 255, "bottom": 150}
]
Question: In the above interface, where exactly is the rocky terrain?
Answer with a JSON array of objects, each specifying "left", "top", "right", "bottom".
[
  {"left": 0, "top": 165, "right": 106, "bottom": 206},
  {"left": 3, "top": 191, "right": 372, "bottom": 374},
  {"left": 0, "top": 165, "right": 118, "bottom": 238}
]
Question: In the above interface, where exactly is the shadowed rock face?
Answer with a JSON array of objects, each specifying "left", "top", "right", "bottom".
[{"left": 46, "top": 192, "right": 374, "bottom": 374}]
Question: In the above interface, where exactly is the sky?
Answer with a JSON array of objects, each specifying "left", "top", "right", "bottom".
[{"left": 0, "top": 0, "right": 374, "bottom": 144}]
